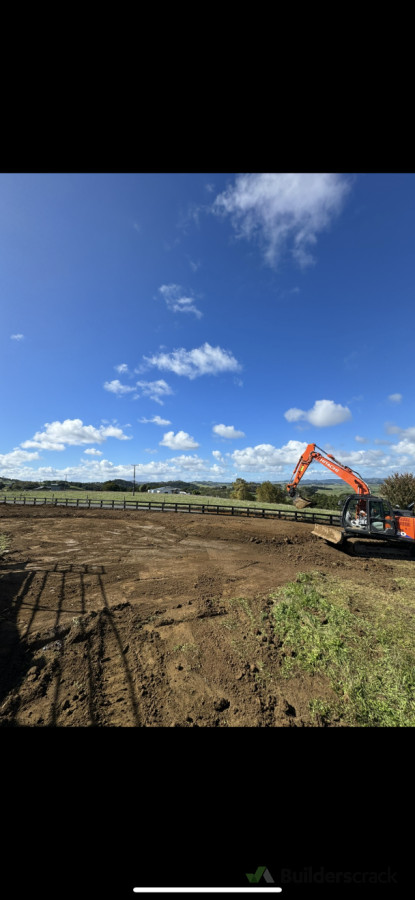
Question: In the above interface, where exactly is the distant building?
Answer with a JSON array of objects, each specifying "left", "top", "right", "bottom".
[{"left": 148, "top": 486, "right": 181, "bottom": 494}]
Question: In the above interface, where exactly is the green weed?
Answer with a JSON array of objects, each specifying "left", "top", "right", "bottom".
[{"left": 269, "top": 571, "right": 415, "bottom": 727}]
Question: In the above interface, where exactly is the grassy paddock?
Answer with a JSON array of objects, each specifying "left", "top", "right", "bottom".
[
  {"left": 0, "top": 490, "right": 332, "bottom": 514},
  {"left": 269, "top": 570, "right": 415, "bottom": 726},
  {"left": 292, "top": 482, "right": 383, "bottom": 496}
]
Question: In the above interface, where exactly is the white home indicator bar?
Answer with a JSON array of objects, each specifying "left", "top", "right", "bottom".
[{"left": 133, "top": 890, "right": 282, "bottom": 894}]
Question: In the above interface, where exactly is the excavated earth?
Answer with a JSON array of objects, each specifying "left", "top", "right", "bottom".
[{"left": 0, "top": 505, "right": 410, "bottom": 727}]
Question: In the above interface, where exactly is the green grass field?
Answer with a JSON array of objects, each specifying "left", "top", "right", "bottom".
[
  {"left": 270, "top": 570, "right": 415, "bottom": 726},
  {"left": 2, "top": 482, "right": 385, "bottom": 513},
  {"left": 0, "top": 489, "right": 340, "bottom": 515},
  {"left": 298, "top": 482, "right": 383, "bottom": 496}
]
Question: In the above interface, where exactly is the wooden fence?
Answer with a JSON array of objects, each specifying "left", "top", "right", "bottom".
[{"left": 0, "top": 495, "right": 342, "bottom": 525}]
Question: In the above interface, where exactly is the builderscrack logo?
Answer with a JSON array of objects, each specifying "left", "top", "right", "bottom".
[{"left": 246, "top": 868, "right": 275, "bottom": 885}]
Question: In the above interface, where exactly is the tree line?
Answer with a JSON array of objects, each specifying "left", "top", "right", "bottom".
[{"left": 229, "top": 474, "right": 415, "bottom": 510}]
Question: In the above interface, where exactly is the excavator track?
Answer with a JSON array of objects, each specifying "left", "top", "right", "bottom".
[{"left": 346, "top": 538, "right": 415, "bottom": 560}]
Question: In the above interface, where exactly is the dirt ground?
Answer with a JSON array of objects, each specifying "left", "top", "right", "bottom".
[{"left": 0, "top": 505, "right": 409, "bottom": 727}]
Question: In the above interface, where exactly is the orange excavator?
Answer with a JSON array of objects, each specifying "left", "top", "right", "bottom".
[{"left": 286, "top": 443, "right": 415, "bottom": 553}]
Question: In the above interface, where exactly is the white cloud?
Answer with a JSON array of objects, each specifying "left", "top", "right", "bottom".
[
  {"left": 210, "top": 463, "right": 226, "bottom": 476},
  {"left": 388, "top": 393, "right": 402, "bottom": 403},
  {"left": 322, "top": 448, "right": 397, "bottom": 470},
  {"left": 168, "top": 454, "right": 205, "bottom": 469},
  {"left": 139, "top": 415, "right": 172, "bottom": 425},
  {"left": 135, "top": 380, "right": 173, "bottom": 405},
  {"left": 283, "top": 407, "right": 304, "bottom": 423},
  {"left": 355, "top": 435, "right": 368, "bottom": 443},
  {"left": 213, "top": 424, "right": 245, "bottom": 439},
  {"left": 1, "top": 452, "right": 217, "bottom": 482},
  {"left": 284, "top": 399, "right": 352, "bottom": 427},
  {"left": 143, "top": 343, "right": 241, "bottom": 380},
  {"left": 159, "top": 430, "right": 199, "bottom": 450},
  {"left": 6, "top": 437, "right": 414, "bottom": 483},
  {"left": 159, "top": 284, "right": 202, "bottom": 319},
  {"left": 21, "top": 418, "right": 131, "bottom": 451},
  {"left": 0, "top": 449, "right": 40, "bottom": 467},
  {"left": 388, "top": 427, "right": 415, "bottom": 457},
  {"left": 115, "top": 363, "right": 129, "bottom": 374},
  {"left": 390, "top": 441, "right": 415, "bottom": 462},
  {"left": 212, "top": 173, "right": 351, "bottom": 268},
  {"left": 212, "top": 450, "right": 224, "bottom": 460},
  {"left": 10, "top": 334, "right": 24, "bottom": 340},
  {"left": 84, "top": 448, "right": 103, "bottom": 456},
  {"left": 385, "top": 425, "right": 415, "bottom": 443},
  {"left": 231, "top": 440, "right": 308, "bottom": 472},
  {"left": 228, "top": 441, "right": 403, "bottom": 479},
  {"left": 104, "top": 380, "right": 135, "bottom": 395}
]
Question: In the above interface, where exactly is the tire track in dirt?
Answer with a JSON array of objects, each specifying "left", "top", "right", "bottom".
[{"left": 86, "top": 581, "right": 142, "bottom": 726}]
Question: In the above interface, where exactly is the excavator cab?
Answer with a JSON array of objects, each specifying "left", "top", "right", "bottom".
[
  {"left": 313, "top": 495, "right": 399, "bottom": 547},
  {"left": 342, "top": 496, "right": 397, "bottom": 537}
]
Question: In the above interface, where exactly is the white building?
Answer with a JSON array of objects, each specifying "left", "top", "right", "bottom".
[{"left": 148, "top": 486, "right": 181, "bottom": 494}]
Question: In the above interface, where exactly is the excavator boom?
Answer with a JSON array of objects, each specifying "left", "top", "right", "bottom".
[{"left": 287, "top": 443, "right": 370, "bottom": 508}]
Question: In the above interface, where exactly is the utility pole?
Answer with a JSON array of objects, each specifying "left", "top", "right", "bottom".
[{"left": 132, "top": 464, "right": 136, "bottom": 496}]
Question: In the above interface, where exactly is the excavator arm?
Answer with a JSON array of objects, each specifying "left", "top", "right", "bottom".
[{"left": 287, "top": 443, "right": 370, "bottom": 507}]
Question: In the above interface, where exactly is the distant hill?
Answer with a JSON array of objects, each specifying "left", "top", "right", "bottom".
[
  {"left": 0, "top": 476, "right": 385, "bottom": 492},
  {"left": 276, "top": 478, "right": 384, "bottom": 485}
]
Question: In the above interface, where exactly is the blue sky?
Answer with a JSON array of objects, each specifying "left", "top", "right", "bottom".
[{"left": 1, "top": 172, "right": 414, "bottom": 485}]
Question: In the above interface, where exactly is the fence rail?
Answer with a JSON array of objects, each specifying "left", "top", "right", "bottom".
[{"left": 0, "top": 495, "right": 342, "bottom": 525}]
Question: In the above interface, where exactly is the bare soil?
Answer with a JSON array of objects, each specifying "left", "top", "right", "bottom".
[{"left": 0, "top": 506, "right": 407, "bottom": 727}]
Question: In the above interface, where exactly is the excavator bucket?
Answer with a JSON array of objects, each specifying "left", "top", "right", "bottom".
[
  {"left": 291, "top": 493, "right": 313, "bottom": 509},
  {"left": 312, "top": 524, "right": 344, "bottom": 545}
]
